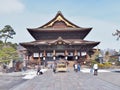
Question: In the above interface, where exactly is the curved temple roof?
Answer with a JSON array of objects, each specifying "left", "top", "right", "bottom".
[
  {"left": 38, "top": 11, "right": 80, "bottom": 28},
  {"left": 20, "top": 11, "right": 100, "bottom": 52},
  {"left": 27, "top": 11, "right": 92, "bottom": 40}
]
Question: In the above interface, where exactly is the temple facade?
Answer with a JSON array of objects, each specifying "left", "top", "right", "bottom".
[{"left": 20, "top": 11, "right": 100, "bottom": 65}]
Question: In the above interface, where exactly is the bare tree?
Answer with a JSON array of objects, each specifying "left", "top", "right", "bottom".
[{"left": 112, "top": 29, "right": 120, "bottom": 40}]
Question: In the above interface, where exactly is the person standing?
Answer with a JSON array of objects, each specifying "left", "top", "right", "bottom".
[
  {"left": 89, "top": 63, "right": 93, "bottom": 74},
  {"left": 52, "top": 62, "right": 56, "bottom": 73},
  {"left": 37, "top": 65, "right": 41, "bottom": 75},
  {"left": 74, "top": 64, "right": 78, "bottom": 72},
  {"left": 77, "top": 63, "right": 81, "bottom": 72},
  {"left": 93, "top": 63, "right": 98, "bottom": 75}
]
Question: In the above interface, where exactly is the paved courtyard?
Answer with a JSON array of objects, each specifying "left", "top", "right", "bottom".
[
  {"left": 9, "top": 68, "right": 120, "bottom": 90},
  {"left": 0, "top": 72, "right": 26, "bottom": 90}
]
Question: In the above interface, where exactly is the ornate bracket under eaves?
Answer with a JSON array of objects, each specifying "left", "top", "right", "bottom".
[{"left": 47, "top": 37, "right": 72, "bottom": 45}]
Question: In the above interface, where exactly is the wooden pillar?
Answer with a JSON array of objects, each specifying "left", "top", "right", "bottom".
[
  {"left": 52, "top": 50, "right": 56, "bottom": 60},
  {"left": 52, "top": 50, "right": 56, "bottom": 56},
  {"left": 43, "top": 50, "right": 46, "bottom": 67},
  {"left": 74, "top": 50, "right": 78, "bottom": 60},
  {"left": 74, "top": 50, "right": 78, "bottom": 56},
  {"left": 38, "top": 52, "right": 41, "bottom": 65},
  {"left": 64, "top": 50, "right": 68, "bottom": 60},
  {"left": 31, "top": 55, "right": 34, "bottom": 63},
  {"left": 64, "top": 50, "right": 68, "bottom": 56},
  {"left": 43, "top": 50, "right": 46, "bottom": 57},
  {"left": 43, "top": 50, "right": 46, "bottom": 60}
]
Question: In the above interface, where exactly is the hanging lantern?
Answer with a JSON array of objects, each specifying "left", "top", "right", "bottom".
[
  {"left": 53, "top": 56, "right": 56, "bottom": 60},
  {"left": 43, "top": 56, "right": 45, "bottom": 60},
  {"left": 65, "top": 56, "right": 68, "bottom": 60},
  {"left": 75, "top": 56, "right": 78, "bottom": 60}
]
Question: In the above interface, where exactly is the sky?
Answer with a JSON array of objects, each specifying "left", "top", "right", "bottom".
[{"left": 0, "top": 0, "right": 120, "bottom": 51}]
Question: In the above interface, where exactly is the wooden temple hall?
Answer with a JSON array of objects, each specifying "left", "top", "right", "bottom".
[{"left": 20, "top": 11, "right": 100, "bottom": 65}]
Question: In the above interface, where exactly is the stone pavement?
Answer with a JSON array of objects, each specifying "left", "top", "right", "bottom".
[
  {"left": 10, "top": 68, "right": 120, "bottom": 90},
  {"left": 0, "top": 72, "right": 26, "bottom": 90}
]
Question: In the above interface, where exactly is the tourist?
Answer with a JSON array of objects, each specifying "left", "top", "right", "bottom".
[
  {"left": 90, "top": 63, "right": 93, "bottom": 74},
  {"left": 74, "top": 64, "right": 78, "bottom": 72},
  {"left": 77, "top": 63, "right": 81, "bottom": 71},
  {"left": 90, "top": 67, "right": 93, "bottom": 74},
  {"left": 73, "top": 64, "right": 75, "bottom": 71},
  {"left": 52, "top": 63, "right": 56, "bottom": 73},
  {"left": 37, "top": 65, "right": 42, "bottom": 75},
  {"left": 93, "top": 63, "right": 98, "bottom": 75}
]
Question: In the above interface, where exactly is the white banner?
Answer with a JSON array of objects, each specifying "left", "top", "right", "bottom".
[{"left": 33, "top": 53, "right": 39, "bottom": 57}]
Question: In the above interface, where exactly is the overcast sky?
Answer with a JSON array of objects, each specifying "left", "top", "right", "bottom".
[{"left": 0, "top": 0, "right": 120, "bottom": 51}]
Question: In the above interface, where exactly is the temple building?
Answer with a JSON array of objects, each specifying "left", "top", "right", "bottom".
[{"left": 20, "top": 11, "right": 100, "bottom": 65}]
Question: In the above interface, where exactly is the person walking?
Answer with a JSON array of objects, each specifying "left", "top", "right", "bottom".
[
  {"left": 89, "top": 63, "right": 93, "bottom": 74},
  {"left": 52, "top": 63, "right": 56, "bottom": 73},
  {"left": 77, "top": 63, "right": 81, "bottom": 72},
  {"left": 37, "top": 65, "right": 41, "bottom": 75},
  {"left": 74, "top": 64, "right": 78, "bottom": 72},
  {"left": 93, "top": 63, "right": 98, "bottom": 75}
]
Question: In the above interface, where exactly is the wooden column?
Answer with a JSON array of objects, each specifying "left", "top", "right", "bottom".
[
  {"left": 43, "top": 50, "right": 46, "bottom": 60},
  {"left": 52, "top": 50, "right": 56, "bottom": 60},
  {"left": 64, "top": 50, "right": 68, "bottom": 60},
  {"left": 38, "top": 52, "right": 41, "bottom": 65},
  {"left": 74, "top": 50, "right": 78, "bottom": 60}
]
